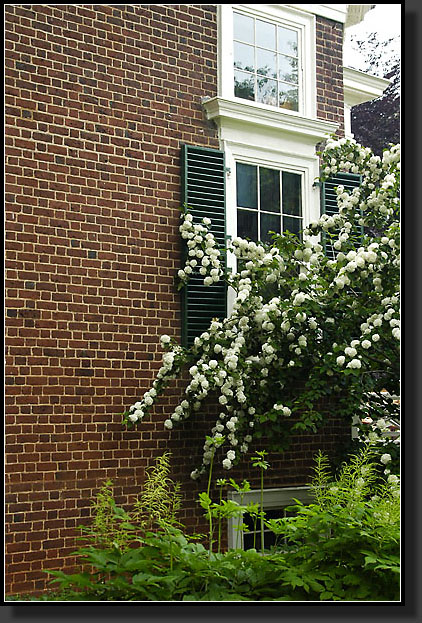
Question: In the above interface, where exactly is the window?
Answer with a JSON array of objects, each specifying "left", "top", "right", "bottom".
[
  {"left": 217, "top": 5, "right": 318, "bottom": 119},
  {"left": 227, "top": 486, "right": 312, "bottom": 551},
  {"left": 236, "top": 162, "right": 303, "bottom": 243},
  {"left": 233, "top": 11, "right": 300, "bottom": 111}
]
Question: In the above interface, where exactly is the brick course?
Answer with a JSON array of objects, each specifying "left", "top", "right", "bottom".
[{"left": 5, "top": 5, "right": 347, "bottom": 596}]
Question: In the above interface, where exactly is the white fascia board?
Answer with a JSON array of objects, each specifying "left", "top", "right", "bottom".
[
  {"left": 343, "top": 66, "right": 390, "bottom": 107},
  {"left": 202, "top": 96, "right": 338, "bottom": 145},
  {"left": 286, "top": 4, "right": 348, "bottom": 23}
]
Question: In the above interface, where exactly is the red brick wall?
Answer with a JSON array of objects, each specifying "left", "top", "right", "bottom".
[
  {"left": 316, "top": 16, "right": 345, "bottom": 135},
  {"left": 5, "top": 5, "right": 347, "bottom": 596}
]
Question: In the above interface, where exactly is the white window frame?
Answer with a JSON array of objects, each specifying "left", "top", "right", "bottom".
[
  {"left": 227, "top": 485, "right": 313, "bottom": 550},
  {"left": 219, "top": 4, "right": 317, "bottom": 119},
  {"left": 223, "top": 140, "right": 321, "bottom": 309}
]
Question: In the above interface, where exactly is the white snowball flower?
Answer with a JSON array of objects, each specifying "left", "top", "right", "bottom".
[
  {"left": 336, "top": 355, "right": 345, "bottom": 366},
  {"left": 346, "top": 358, "right": 361, "bottom": 369},
  {"left": 361, "top": 340, "right": 371, "bottom": 349},
  {"left": 222, "top": 458, "right": 232, "bottom": 470},
  {"left": 344, "top": 347, "right": 357, "bottom": 358},
  {"left": 164, "top": 419, "right": 173, "bottom": 429},
  {"left": 227, "top": 450, "right": 236, "bottom": 461},
  {"left": 381, "top": 453, "right": 392, "bottom": 465}
]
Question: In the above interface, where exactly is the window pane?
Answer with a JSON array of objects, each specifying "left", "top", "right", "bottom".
[
  {"left": 278, "top": 54, "right": 298, "bottom": 84},
  {"left": 234, "top": 70, "right": 255, "bottom": 101},
  {"left": 260, "top": 212, "right": 280, "bottom": 243},
  {"left": 257, "top": 48, "right": 277, "bottom": 78},
  {"left": 260, "top": 167, "right": 280, "bottom": 213},
  {"left": 282, "top": 172, "right": 302, "bottom": 216},
  {"left": 283, "top": 215, "right": 302, "bottom": 237},
  {"left": 256, "top": 19, "right": 276, "bottom": 50},
  {"left": 234, "top": 12, "right": 254, "bottom": 44},
  {"left": 236, "top": 163, "right": 257, "bottom": 209},
  {"left": 278, "top": 82, "right": 299, "bottom": 111},
  {"left": 238, "top": 209, "right": 258, "bottom": 241},
  {"left": 234, "top": 42, "right": 255, "bottom": 72},
  {"left": 257, "top": 77, "right": 277, "bottom": 106},
  {"left": 278, "top": 26, "right": 298, "bottom": 57}
]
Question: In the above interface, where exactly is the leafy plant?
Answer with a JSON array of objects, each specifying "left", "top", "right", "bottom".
[
  {"left": 132, "top": 451, "right": 182, "bottom": 531},
  {"left": 24, "top": 449, "right": 399, "bottom": 602}
]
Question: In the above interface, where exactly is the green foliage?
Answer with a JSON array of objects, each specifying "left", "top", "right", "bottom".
[
  {"left": 28, "top": 448, "right": 400, "bottom": 602},
  {"left": 79, "top": 452, "right": 182, "bottom": 552},
  {"left": 132, "top": 451, "right": 182, "bottom": 531},
  {"left": 265, "top": 446, "right": 400, "bottom": 600}
]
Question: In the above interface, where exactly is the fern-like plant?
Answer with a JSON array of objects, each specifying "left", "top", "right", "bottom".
[{"left": 132, "top": 451, "right": 182, "bottom": 531}]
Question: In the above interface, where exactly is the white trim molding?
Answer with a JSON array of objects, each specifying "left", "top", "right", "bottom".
[
  {"left": 287, "top": 5, "right": 375, "bottom": 28},
  {"left": 343, "top": 67, "right": 390, "bottom": 108},
  {"left": 202, "top": 96, "right": 338, "bottom": 146},
  {"left": 287, "top": 4, "right": 348, "bottom": 24},
  {"left": 343, "top": 67, "right": 390, "bottom": 137}
]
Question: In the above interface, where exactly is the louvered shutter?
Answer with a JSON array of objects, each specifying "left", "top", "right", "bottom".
[
  {"left": 181, "top": 145, "right": 227, "bottom": 347},
  {"left": 321, "top": 172, "right": 362, "bottom": 259}
]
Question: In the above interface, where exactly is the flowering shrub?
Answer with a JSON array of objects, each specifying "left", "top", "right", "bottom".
[{"left": 123, "top": 138, "right": 400, "bottom": 478}]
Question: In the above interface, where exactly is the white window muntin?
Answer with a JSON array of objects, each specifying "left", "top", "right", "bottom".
[
  {"left": 233, "top": 9, "right": 302, "bottom": 112},
  {"left": 218, "top": 4, "right": 316, "bottom": 119},
  {"left": 227, "top": 486, "right": 312, "bottom": 550}
]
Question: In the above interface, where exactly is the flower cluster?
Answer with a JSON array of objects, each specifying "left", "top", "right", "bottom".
[
  {"left": 124, "top": 138, "right": 400, "bottom": 478},
  {"left": 177, "top": 212, "right": 224, "bottom": 287}
]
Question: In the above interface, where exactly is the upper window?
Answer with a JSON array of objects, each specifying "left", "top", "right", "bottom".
[
  {"left": 218, "top": 5, "right": 316, "bottom": 119},
  {"left": 236, "top": 162, "right": 303, "bottom": 244},
  {"left": 233, "top": 11, "right": 300, "bottom": 111}
]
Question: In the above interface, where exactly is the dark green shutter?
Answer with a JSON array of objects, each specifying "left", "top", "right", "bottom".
[
  {"left": 321, "top": 172, "right": 362, "bottom": 259},
  {"left": 181, "top": 144, "right": 227, "bottom": 347}
]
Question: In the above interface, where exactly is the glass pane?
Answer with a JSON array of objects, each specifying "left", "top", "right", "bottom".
[
  {"left": 234, "top": 41, "right": 255, "bottom": 72},
  {"left": 278, "top": 26, "right": 298, "bottom": 57},
  {"left": 282, "top": 172, "right": 302, "bottom": 216},
  {"left": 257, "top": 48, "right": 277, "bottom": 78},
  {"left": 260, "top": 167, "right": 280, "bottom": 213},
  {"left": 283, "top": 215, "right": 302, "bottom": 237},
  {"left": 278, "top": 82, "right": 299, "bottom": 111},
  {"left": 278, "top": 54, "right": 298, "bottom": 84},
  {"left": 257, "top": 77, "right": 277, "bottom": 106},
  {"left": 233, "top": 12, "right": 254, "bottom": 44},
  {"left": 236, "top": 163, "right": 257, "bottom": 209},
  {"left": 234, "top": 70, "right": 255, "bottom": 101},
  {"left": 256, "top": 19, "right": 276, "bottom": 50},
  {"left": 260, "top": 212, "right": 281, "bottom": 243},
  {"left": 238, "top": 209, "right": 258, "bottom": 241}
]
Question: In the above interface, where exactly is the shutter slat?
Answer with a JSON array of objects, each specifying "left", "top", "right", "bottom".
[
  {"left": 181, "top": 145, "right": 227, "bottom": 346},
  {"left": 321, "top": 172, "right": 362, "bottom": 260}
]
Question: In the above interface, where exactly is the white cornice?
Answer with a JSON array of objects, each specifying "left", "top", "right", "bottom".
[
  {"left": 286, "top": 4, "right": 348, "bottom": 23},
  {"left": 343, "top": 67, "right": 390, "bottom": 107},
  {"left": 202, "top": 96, "right": 338, "bottom": 143},
  {"left": 287, "top": 5, "right": 375, "bottom": 28}
]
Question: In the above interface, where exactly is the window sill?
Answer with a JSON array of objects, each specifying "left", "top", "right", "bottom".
[{"left": 202, "top": 96, "right": 338, "bottom": 144}]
